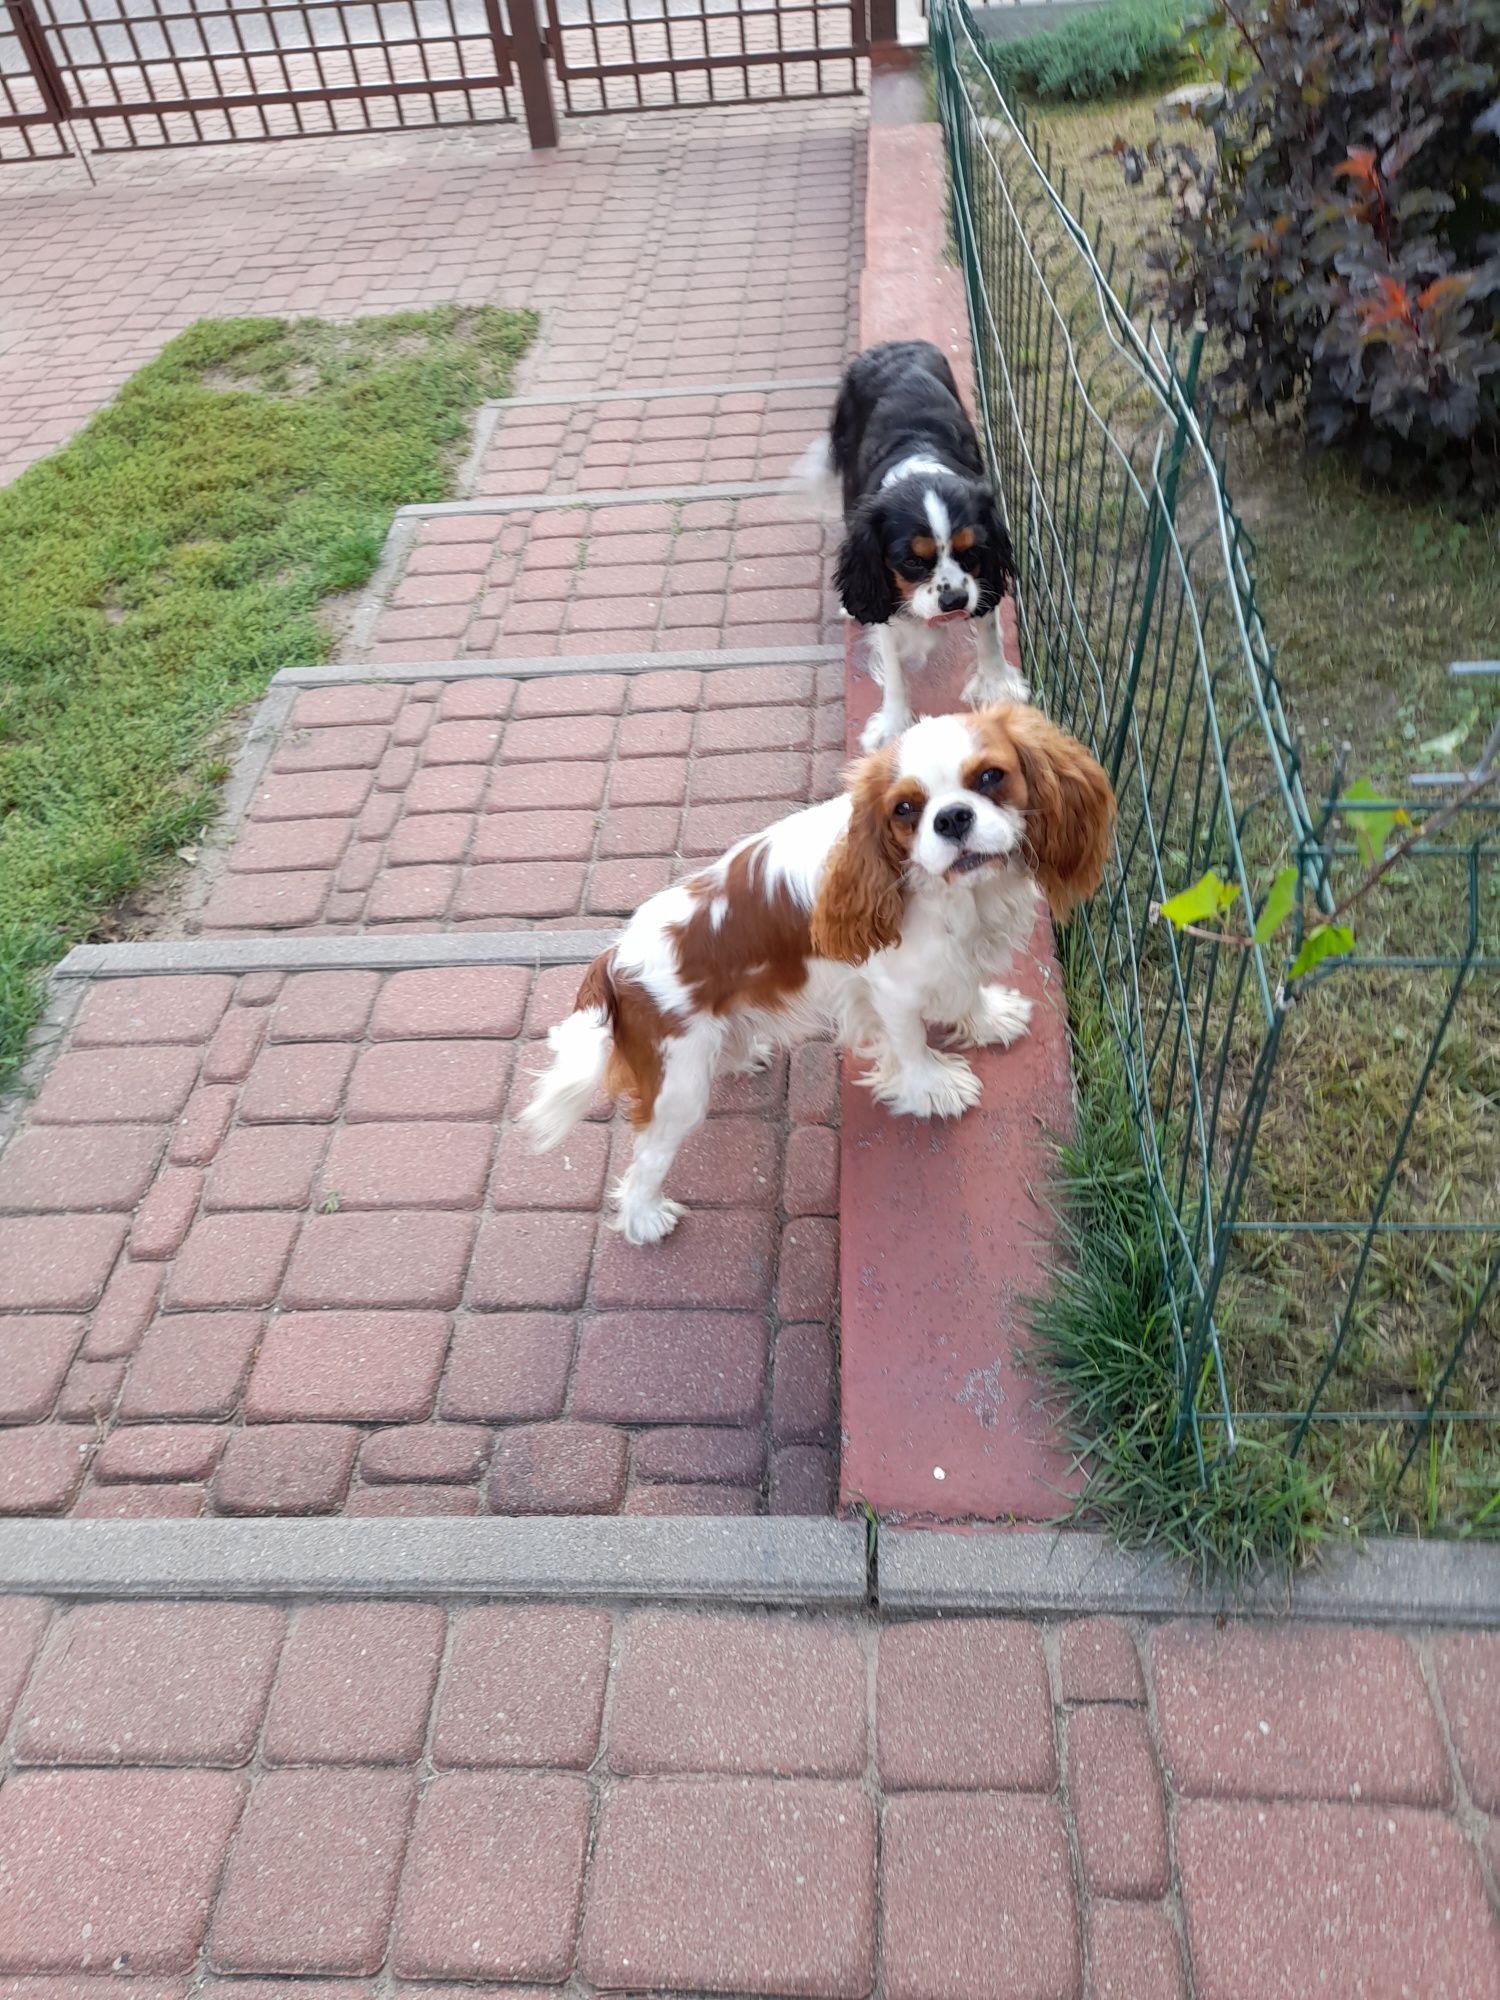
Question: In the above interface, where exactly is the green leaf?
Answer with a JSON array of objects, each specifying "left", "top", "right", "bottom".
[
  {"left": 1287, "top": 923, "right": 1355, "bottom": 983},
  {"left": 1418, "top": 708, "right": 1476, "bottom": 760},
  {"left": 1341, "top": 778, "right": 1411, "bottom": 870},
  {"left": 1159, "top": 870, "right": 1240, "bottom": 929},
  {"left": 1253, "top": 865, "right": 1299, "bottom": 944}
]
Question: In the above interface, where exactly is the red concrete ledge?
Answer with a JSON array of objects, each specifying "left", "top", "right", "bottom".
[{"left": 837, "top": 121, "right": 1078, "bottom": 1522}]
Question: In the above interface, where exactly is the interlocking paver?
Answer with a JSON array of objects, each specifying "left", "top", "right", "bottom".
[
  {"left": 1068, "top": 1706, "right": 1171, "bottom": 1899},
  {"left": 14, "top": 1604, "right": 283, "bottom": 1766},
  {"left": 1431, "top": 1633, "right": 1500, "bottom": 1810},
  {"left": 1060, "top": 1617, "right": 1146, "bottom": 1703},
  {"left": 1152, "top": 1622, "right": 1449, "bottom": 1806},
  {"left": 878, "top": 1620, "right": 1056, "bottom": 1792},
  {"left": 571, "top": 1311, "right": 769, "bottom": 1424},
  {"left": 609, "top": 1610, "right": 865, "bottom": 1776},
  {"left": 0, "top": 1318, "right": 83, "bottom": 1424},
  {"left": 392, "top": 1772, "right": 590, "bottom": 1983},
  {"left": 0, "top": 1598, "right": 53, "bottom": 1735},
  {"left": 264, "top": 1604, "right": 447, "bottom": 1766},
  {"left": 245, "top": 1311, "right": 450, "bottom": 1421},
  {"left": 210, "top": 1768, "right": 415, "bottom": 1975},
  {"left": 0, "top": 1768, "right": 246, "bottom": 1973},
  {"left": 1088, "top": 1902, "right": 1187, "bottom": 2000},
  {"left": 488, "top": 1422, "right": 628, "bottom": 1514},
  {"left": 1175, "top": 1799, "right": 1499, "bottom": 2000},
  {"left": 881, "top": 1794, "right": 1079, "bottom": 2000},
  {"left": 581, "top": 1777, "right": 876, "bottom": 1998},
  {"left": 433, "top": 1608, "right": 610, "bottom": 1770},
  {"left": 214, "top": 1424, "right": 359, "bottom": 1515}
]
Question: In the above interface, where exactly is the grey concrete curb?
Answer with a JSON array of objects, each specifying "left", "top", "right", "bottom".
[
  {"left": 343, "top": 512, "right": 419, "bottom": 658},
  {"left": 275, "top": 643, "right": 844, "bottom": 688},
  {"left": 879, "top": 1529, "right": 1500, "bottom": 1627},
  {"left": 0, "top": 977, "right": 86, "bottom": 1156},
  {"left": 55, "top": 930, "right": 617, "bottom": 980},
  {"left": 173, "top": 681, "right": 297, "bottom": 931},
  {"left": 485, "top": 377, "right": 840, "bottom": 410},
  {"left": 398, "top": 477, "right": 795, "bottom": 521},
  {"left": 0, "top": 1519, "right": 869, "bottom": 1607}
]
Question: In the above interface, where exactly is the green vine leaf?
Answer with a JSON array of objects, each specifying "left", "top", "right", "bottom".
[
  {"left": 1287, "top": 922, "right": 1355, "bottom": 983},
  {"left": 1159, "top": 870, "right": 1240, "bottom": 929},
  {"left": 1253, "top": 865, "right": 1299, "bottom": 945},
  {"left": 1342, "top": 778, "right": 1411, "bottom": 870}
]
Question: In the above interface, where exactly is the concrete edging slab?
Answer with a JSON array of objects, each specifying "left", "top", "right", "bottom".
[
  {"left": 398, "top": 478, "right": 795, "bottom": 521},
  {"left": 55, "top": 930, "right": 618, "bottom": 979},
  {"left": 879, "top": 1529, "right": 1500, "bottom": 1627},
  {"left": 277, "top": 644, "right": 844, "bottom": 688},
  {"left": 0, "top": 1518, "right": 869, "bottom": 1607},
  {"left": 486, "top": 377, "right": 841, "bottom": 410}
]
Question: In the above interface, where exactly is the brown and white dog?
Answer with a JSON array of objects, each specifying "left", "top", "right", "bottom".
[{"left": 522, "top": 703, "right": 1114, "bottom": 1244}]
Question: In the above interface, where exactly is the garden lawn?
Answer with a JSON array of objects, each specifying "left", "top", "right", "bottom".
[{"left": 0, "top": 305, "right": 534, "bottom": 1092}]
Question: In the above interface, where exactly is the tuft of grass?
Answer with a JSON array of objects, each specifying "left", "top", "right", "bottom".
[
  {"left": 985, "top": 0, "right": 1191, "bottom": 104},
  {"left": 0, "top": 305, "right": 535, "bottom": 1093},
  {"left": 1032, "top": 933, "right": 1332, "bottom": 1588}
]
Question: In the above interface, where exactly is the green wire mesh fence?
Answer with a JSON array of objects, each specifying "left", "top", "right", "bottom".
[{"left": 930, "top": 0, "right": 1499, "bottom": 1518}]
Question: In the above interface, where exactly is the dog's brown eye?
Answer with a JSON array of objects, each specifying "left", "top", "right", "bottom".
[
  {"left": 893, "top": 799, "right": 918, "bottom": 820},
  {"left": 977, "top": 767, "right": 1005, "bottom": 790}
]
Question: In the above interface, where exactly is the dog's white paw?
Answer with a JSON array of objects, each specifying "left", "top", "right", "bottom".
[
  {"left": 860, "top": 706, "right": 910, "bottom": 753},
  {"left": 962, "top": 669, "right": 1030, "bottom": 709},
  {"left": 874, "top": 1049, "right": 984, "bottom": 1120},
  {"left": 948, "top": 985, "right": 1033, "bottom": 1049},
  {"left": 611, "top": 1184, "right": 685, "bottom": 1246}
]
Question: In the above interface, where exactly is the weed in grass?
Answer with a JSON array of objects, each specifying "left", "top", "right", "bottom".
[{"left": 0, "top": 305, "right": 535, "bottom": 1094}]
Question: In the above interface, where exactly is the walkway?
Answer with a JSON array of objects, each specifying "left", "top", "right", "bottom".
[
  {"left": 0, "top": 1592, "right": 1496, "bottom": 1998},
  {"left": 0, "top": 103, "right": 863, "bottom": 482},
  {"left": 0, "top": 96, "right": 862, "bottom": 1521},
  {"left": 3, "top": 78, "right": 1497, "bottom": 2000}
]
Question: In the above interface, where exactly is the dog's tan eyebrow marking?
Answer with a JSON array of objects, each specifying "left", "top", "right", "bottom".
[
  {"left": 951, "top": 526, "right": 976, "bottom": 552},
  {"left": 910, "top": 534, "right": 937, "bottom": 559}
]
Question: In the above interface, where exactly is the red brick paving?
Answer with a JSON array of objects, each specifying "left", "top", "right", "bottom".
[
  {"left": 0, "top": 963, "right": 838, "bottom": 1516},
  {"left": 196, "top": 659, "right": 843, "bottom": 936},
  {"left": 1, "top": 109, "right": 862, "bottom": 484},
  {"left": 368, "top": 495, "right": 842, "bottom": 663},
  {"left": 472, "top": 382, "right": 836, "bottom": 497},
  {"left": 0, "top": 1602, "right": 1494, "bottom": 1994}
]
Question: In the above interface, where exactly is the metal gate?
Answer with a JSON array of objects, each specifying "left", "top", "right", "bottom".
[
  {"left": 544, "top": 0, "right": 865, "bottom": 115},
  {"left": 1, "top": 0, "right": 519, "bottom": 157},
  {"left": 2, "top": 0, "right": 876, "bottom": 162}
]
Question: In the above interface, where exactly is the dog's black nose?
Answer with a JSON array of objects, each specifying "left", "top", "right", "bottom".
[
  {"left": 938, "top": 585, "right": 969, "bottom": 613},
  {"left": 933, "top": 803, "right": 974, "bottom": 843}
]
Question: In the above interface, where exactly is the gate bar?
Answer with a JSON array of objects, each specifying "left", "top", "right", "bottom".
[{"left": 505, "top": 0, "right": 556, "bottom": 148}]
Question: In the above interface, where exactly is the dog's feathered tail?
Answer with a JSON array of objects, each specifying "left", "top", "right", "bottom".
[
  {"left": 791, "top": 432, "right": 842, "bottom": 523},
  {"left": 520, "top": 955, "right": 615, "bottom": 1152}
]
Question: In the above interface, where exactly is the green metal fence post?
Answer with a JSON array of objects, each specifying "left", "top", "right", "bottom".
[{"left": 1106, "top": 331, "right": 1204, "bottom": 787}]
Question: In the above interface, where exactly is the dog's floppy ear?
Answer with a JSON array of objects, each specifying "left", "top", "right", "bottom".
[
  {"left": 836, "top": 503, "right": 898, "bottom": 626},
  {"left": 1002, "top": 702, "right": 1115, "bottom": 919},
  {"left": 975, "top": 485, "right": 1014, "bottom": 611},
  {"left": 811, "top": 747, "right": 907, "bottom": 964}
]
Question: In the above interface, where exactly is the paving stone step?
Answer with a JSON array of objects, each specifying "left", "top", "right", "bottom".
[
  {"left": 184, "top": 663, "right": 844, "bottom": 939},
  {"left": 0, "top": 960, "right": 841, "bottom": 1521},
  {"left": 0, "top": 1596, "right": 1494, "bottom": 1997},
  {"left": 467, "top": 382, "right": 835, "bottom": 501}
]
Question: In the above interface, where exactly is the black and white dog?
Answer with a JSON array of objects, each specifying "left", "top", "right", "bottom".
[{"left": 810, "top": 340, "right": 1024, "bottom": 752}]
